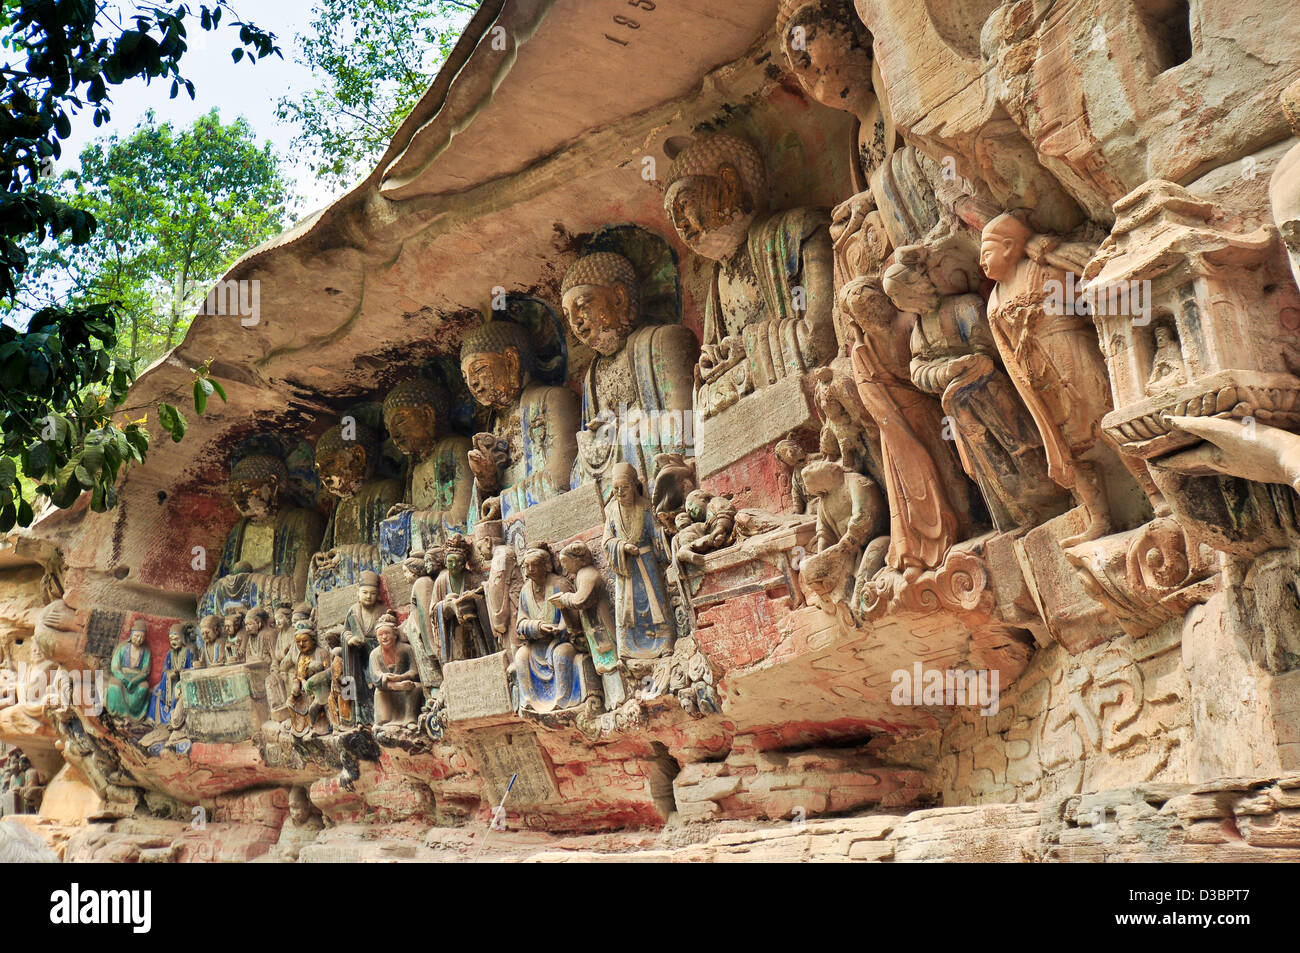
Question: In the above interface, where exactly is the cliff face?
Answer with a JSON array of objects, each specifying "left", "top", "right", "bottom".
[{"left": 6, "top": 0, "right": 1300, "bottom": 863}]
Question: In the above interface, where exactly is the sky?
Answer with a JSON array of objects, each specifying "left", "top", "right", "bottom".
[{"left": 57, "top": 0, "right": 353, "bottom": 217}]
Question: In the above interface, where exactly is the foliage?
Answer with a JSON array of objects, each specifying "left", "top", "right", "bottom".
[
  {"left": 276, "top": 0, "right": 479, "bottom": 193},
  {"left": 0, "top": 1, "right": 280, "bottom": 529}
]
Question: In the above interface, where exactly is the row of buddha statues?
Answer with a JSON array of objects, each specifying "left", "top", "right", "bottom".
[{"left": 96, "top": 0, "right": 1300, "bottom": 744}]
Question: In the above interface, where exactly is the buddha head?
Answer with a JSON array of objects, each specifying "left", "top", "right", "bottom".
[
  {"left": 358, "top": 571, "right": 381, "bottom": 610},
  {"left": 664, "top": 134, "right": 767, "bottom": 261},
  {"left": 561, "top": 252, "right": 641, "bottom": 357},
  {"left": 778, "top": 0, "right": 875, "bottom": 117},
  {"left": 980, "top": 213, "right": 1033, "bottom": 284},
  {"left": 881, "top": 245, "right": 940, "bottom": 315},
  {"left": 382, "top": 378, "right": 449, "bottom": 458},
  {"left": 314, "top": 421, "right": 381, "bottom": 498},
  {"left": 228, "top": 453, "right": 288, "bottom": 521},
  {"left": 459, "top": 319, "right": 534, "bottom": 411}
]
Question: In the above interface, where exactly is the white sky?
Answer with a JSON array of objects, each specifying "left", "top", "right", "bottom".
[{"left": 57, "top": 0, "right": 355, "bottom": 217}]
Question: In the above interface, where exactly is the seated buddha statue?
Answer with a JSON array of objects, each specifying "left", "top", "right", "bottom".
[
  {"left": 378, "top": 377, "right": 474, "bottom": 563},
  {"left": 200, "top": 451, "right": 325, "bottom": 618},
  {"left": 561, "top": 250, "right": 697, "bottom": 499},
  {"left": 459, "top": 317, "right": 580, "bottom": 523},
  {"left": 662, "top": 132, "right": 835, "bottom": 419},
  {"left": 308, "top": 421, "right": 403, "bottom": 602}
]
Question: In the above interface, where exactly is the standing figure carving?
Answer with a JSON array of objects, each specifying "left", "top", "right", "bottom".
[{"left": 601, "top": 463, "right": 675, "bottom": 660}]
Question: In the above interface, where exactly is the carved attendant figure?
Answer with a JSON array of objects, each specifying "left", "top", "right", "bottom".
[
  {"left": 432, "top": 534, "right": 493, "bottom": 662},
  {"left": 147, "top": 623, "right": 193, "bottom": 725},
  {"left": 459, "top": 319, "right": 579, "bottom": 520},
  {"left": 883, "top": 245, "right": 1062, "bottom": 531},
  {"left": 341, "top": 570, "right": 385, "bottom": 726},
  {"left": 512, "top": 546, "right": 597, "bottom": 715},
  {"left": 196, "top": 615, "right": 227, "bottom": 667},
  {"left": 105, "top": 621, "right": 151, "bottom": 721},
  {"left": 602, "top": 463, "right": 675, "bottom": 660},
  {"left": 561, "top": 250, "right": 697, "bottom": 493},
  {"left": 662, "top": 133, "right": 835, "bottom": 417},
  {"left": 369, "top": 618, "right": 421, "bottom": 727}
]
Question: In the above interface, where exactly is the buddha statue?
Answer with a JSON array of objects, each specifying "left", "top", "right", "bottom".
[
  {"left": 200, "top": 451, "right": 325, "bottom": 618},
  {"left": 378, "top": 377, "right": 474, "bottom": 562},
  {"left": 662, "top": 133, "right": 835, "bottom": 418},
  {"left": 561, "top": 250, "right": 697, "bottom": 496},
  {"left": 459, "top": 317, "right": 580, "bottom": 522},
  {"left": 777, "top": 0, "right": 895, "bottom": 189},
  {"left": 309, "top": 421, "right": 403, "bottom": 601}
]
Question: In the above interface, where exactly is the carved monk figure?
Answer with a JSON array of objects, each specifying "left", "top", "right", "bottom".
[
  {"left": 602, "top": 463, "right": 675, "bottom": 660},
  {"left": 839, "top": 274, "right": 965, "bottom": 569},
  {"left": 200, "top": 452, "right": 324, "bottom": 617},
  {"left": 432, "top": 534, "right": 493, "bottom": 662},
  {"left": 561, "top": 251, "right": 697, "bottom": 493},
  {"left": 369, "top": 618, "right": 421, "bottom": 727},
  {"left": 512, "top": 546, "right": 598, "bottom": 715},
  {"left": 980, "top": 212, "right": 1126, "bottom": 545},
  {"left": 459, "top": 319, "right": 579, "bottom": 521},
  {"left": 800, "top": 459, "right": 887, "bottom": 604},
  {"left": 551, "top": 542, "right": 619, "bottom": 679},
  {"left": 401, "top": 553, "right": 441, "bottom": 692},
  {"left": 340, "top": 570, "right": 385, "bottom": 726},
  {"left": 882, "top": 245, "right": 1063, "bottom": 531},
  {"left": 105, "top": 621, "right": 151, "bottom": 721},
  {"left": 147, "top": 623, "right": 193, "bottom": 725},
  {"left": 241, "top": 607, "right": 274, "bottom": 663},
  {"left": 379, "top": 378, "right": 474, "bottom": 561},
  {"left": 662, "top": 133, "right": 835, "bottom": 417},
  {"left": 310, "top": 421, "right": 403, "bottom": 601},
  {"left": 196, "top": 614, "right": 227, "bottom": 667}
]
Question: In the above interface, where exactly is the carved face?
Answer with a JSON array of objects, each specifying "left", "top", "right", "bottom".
[
  {"left": 664, "top": 168, "right": 754, "bottom": 261},
  {"left": 782, "top": 11, "right": 873, "bottom": 113},
  {"left": 558, "top": 552, "right": 580, "bottom": 575},
  {"left": 316, "top": 446, "right": 369, "bottom": 498},
  {"left": 358, "top": 585, "right": 379, "bottom": 609},
  {"left": 979, "top": 233, "right": 1023, "bottom": 283},
  {"left": 295, "top": 630, "right": 316, "bottom": 654},
  {"left": 523, "top": 551, "right": 549, "bottom": 584},
  {"left": 222, "top": 616, "right": 239, "bottom": 639},
  {"left": 611, "top": 469, "right": 637, "bottom": 505},
  {"left": 229, "top": 474, "right": 278, "bottom": 521},
  {"left": 562, "top": 284, "right": 632, "bottom": 356},
  {"left": 474, "top": 538, "right": 494, "bottom": 567},
  {"left": 461, "top": 348, "right": 523, "bottom": 410},
  {"left": 288, "top": 789, "right": 312, "bottom": 825},
  {"left": 775, "top": 443, "right": 806, "bottom": 469},
  {"left": 243, "top": 611, "right": 263, "bottom": 634},
  {"left": 685, "top": 489, "right": 711, "bottom": 522},
  {"left": 385, "top": 405, "right": 438, "bottom": 457},
  {"left": 274, "top": 608, "right": 291, "bottom": 629},
  {"left": 444, "top": 550, "right": 466, "bottom": 574},
  {"left": 377, "top": 627, "right": 396, "bottom": 650},
  {"left": 168, "top": 627, "right": 184, "bottom": 651},
  {"left": 130, "top": 626, "right": 147, "bottom": 648},
  {"left": 200, "top": 620, "right": 220, "bottom": 644},
  {"left": 882, "top": 266, "right": 939, "bottom": 316}
]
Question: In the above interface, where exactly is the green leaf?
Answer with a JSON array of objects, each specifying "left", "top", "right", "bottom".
[
  {"left": 209, "top": 378, "right": 227, "bottom": 402},
  {"left": 16, "top": 498, "right": 33, "bottom": 527}
]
